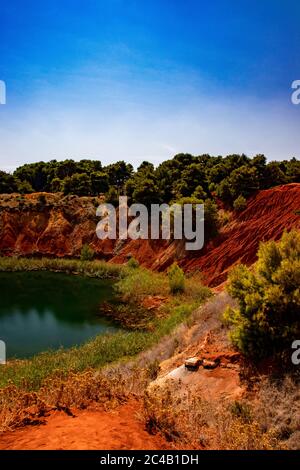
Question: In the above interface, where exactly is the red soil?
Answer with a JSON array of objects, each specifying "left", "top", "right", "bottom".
[
  {"left": 182, "top": 183, "right": 300, "bottom": 285},
  {"left": 0, "top": 401, "right": 170, "bottom": 450},
  {"left": 111, "top": 184, "right": 300, "bottom": 286}
]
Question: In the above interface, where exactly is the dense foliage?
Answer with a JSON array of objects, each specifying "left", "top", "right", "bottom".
[
  {"left": 0, "top": 154, "right": 299, "bottom": 209},
  {"left": 224, "top": 230, "right": 300, "bottom": 359}
]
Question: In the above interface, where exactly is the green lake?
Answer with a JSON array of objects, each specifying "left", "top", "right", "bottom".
[{"left": 0, "top": 271, "right": 119, "bottom": 359}]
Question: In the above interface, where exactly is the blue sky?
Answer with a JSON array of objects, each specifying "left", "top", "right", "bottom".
[{"left": 0, "top": 0, "right": 300, "bottom": 171}]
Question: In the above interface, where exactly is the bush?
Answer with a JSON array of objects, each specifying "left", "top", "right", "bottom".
[
  {"left": 80, "top": 244, "right": 95, "bottom": 261},
  {"left": 233, "top": 195, "right": 247, "bottom": 212},
  {"left": 192, "top": 185, "right": 207, "bottom": 200},
  {"left": 219, "top": 210, "right": 232, "bottom": 227},
  {"left": 127, "top": 257, "right": 140, "bottom": 269},
  {"left": 174, "top": 197, "right": 219, "bottom": 243},
  {"left": 224, "top": 230, "right": 300, "bottom": 359},
  {"left": 168, "top": 262, "right": 185, "bottom": 294}
]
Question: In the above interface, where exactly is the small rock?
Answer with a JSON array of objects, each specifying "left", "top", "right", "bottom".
[
  {"left": 184, "top": 356, "right": 202, "bottom": 370},
  {"left": 202, "top": 359, "right": 219, "bottom": 369}
]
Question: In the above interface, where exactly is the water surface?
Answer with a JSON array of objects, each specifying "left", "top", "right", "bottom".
[{"left": 0, "top": 271, "right": 118, "bottom": 358}]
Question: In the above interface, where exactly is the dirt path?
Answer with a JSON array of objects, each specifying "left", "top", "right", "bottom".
[{"left": 0, "top": 401, "right": 170, "bottom": 450}]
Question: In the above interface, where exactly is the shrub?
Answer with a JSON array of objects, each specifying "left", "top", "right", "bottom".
[
  {"left": 192, "top": 185, "right": 207, "bottom": 200},
  {"left": 174, "top": 197, "right": 219, "bottom": 242},
  {"left": 219, "top": 209, "right": 232, "bottom": 227},
  {"left": 224, "top": 230, "right": 300, "bottom": 359},
  {"left": 80, "top": 244, "right": 95, "bottom": 261},
  {"left": 233, "top": 195, "right": 247, "bottom": 212},
  {"left": 127, "top": 257, "right": 140, "bottom": 269},
  {"left": 168, "top": 262, "right": 185, "bottom": 294}
]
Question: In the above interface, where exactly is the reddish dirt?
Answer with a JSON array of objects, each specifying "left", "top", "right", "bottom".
[
  {"left": 0, "top": 401, "right": 170, "bottom": 450},
  {"left": 181, "top": 183, "right": 300, "bottom": 286},
  {"left": 107, "top": 183, "right": 300, "bottom": 285}
]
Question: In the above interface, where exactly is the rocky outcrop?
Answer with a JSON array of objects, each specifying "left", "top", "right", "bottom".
[{"left": 0, "top": 193, "right": 115, "bottom": 258}]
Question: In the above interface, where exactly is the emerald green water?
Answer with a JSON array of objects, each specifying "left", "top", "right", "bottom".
[{"left": 0, "top": 272, "right": 119, "bottom": 359}]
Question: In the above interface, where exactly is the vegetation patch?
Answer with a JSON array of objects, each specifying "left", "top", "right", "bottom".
[
  {"left": 143, "top": 378, "right": 284, "bottom": 450},
  {"left": 1, "top": 154, "right": 299, "bottom": 209},
  {"left": 0, "top": 256, "right": 125, "bottom": 279},
  {"left": 224, "top": 229, "right": 300, "bottom": 360}
]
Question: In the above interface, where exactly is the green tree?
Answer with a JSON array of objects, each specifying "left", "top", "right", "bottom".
[
  {"left": 62, "top": 173, "right": 92, "bottom": 196},
  {"left": 132, "top": 178, "right": 162, "bottom": 207},
  {"left": 14, "top": 162, "right": 48, "bottom": 191},
  {"left": 284, "top": 157, "right": 300, "bottom": 183},
  {"left": 228, "top": 165, "right": 259, "bottom": 199},
  {"left": 104, "top": 161, "right": 133, "bottom": 190},
  {"left": 204, "top": 199, "right": 219, "bottom": 241},
  {"left": 215, "top": 178, "right": 232, "bottom": 204},
  {"left": 263, "top": 162, "right": 287, "bottom": 189},
  {"left": 17, "top": 179, "right": 34, "bottom": 194},
  {"left": 224, "top": 230, "right": 300, "bottom": 359},
  {"left": 105, "top": 186, "right": 119, "bottom": 206},
  {"left": 251, "top": 154, "right": 266, "bottom": 181},
  {"left": 125, "top": 161, "right": 163, "bottom": 206},
  {"left": 233, "top": 195, "right": 247, "bottom": 212},
  {"left": 192, "top": 185, "right": 207, "bottom": 200},
  {"left": 174, "top": 163, "right": 207, "bottom": 198},
  {"left": 0, "top": 171, "right": 18, "bottom": 193},
  {"left": 90, "top": 171, "right": 109, "bottom": 195},
  {"left": 174, "top": 197, "right": 219, "bottom": 243},
  {"left": 50, "top": 177, "right": 63, "bottom": 192}
]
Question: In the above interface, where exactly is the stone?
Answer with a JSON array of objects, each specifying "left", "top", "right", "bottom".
[
  {"left": 202, "top": 359, "right": 219, "bottom": 369},
  {"left": 184, "top": 356, "right": 202, "bottom": 370}
]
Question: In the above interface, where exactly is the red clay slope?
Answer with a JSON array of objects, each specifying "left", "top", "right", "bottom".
[
  {"left": 109, "top": 184, "right": 300, "bottom": 286},
  {"left": 181, "top": 183, "right": 300, "bottom": 286}
]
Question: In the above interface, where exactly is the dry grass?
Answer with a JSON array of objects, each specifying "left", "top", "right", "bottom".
[
  {"left": 252, "top": 375, "right": 300, "bottom": 449},
  {"left": 143, "top": 379, "right": 284, "bottom": 450}
]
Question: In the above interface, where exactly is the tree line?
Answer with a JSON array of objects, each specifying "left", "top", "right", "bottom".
[{"left": 0, "top": 153, "right": 299, "bottom": 208}]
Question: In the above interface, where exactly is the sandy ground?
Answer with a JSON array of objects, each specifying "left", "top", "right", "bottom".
[{"left": 0, "top": 401, "right": 170, "bottom": 450}]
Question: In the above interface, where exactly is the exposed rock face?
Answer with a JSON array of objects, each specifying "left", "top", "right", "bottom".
[
  {"left": 0, "top": 184, "right": 299, "bottom": 286},
  {"left": 112, "top": 183, "right": 300, "bottom": 285},
  {"left": 0, "top": 193, "right": 115, "bottom": 258},
  {"left": 181, "top": 183, "right": 300, "bottom": 286}
]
